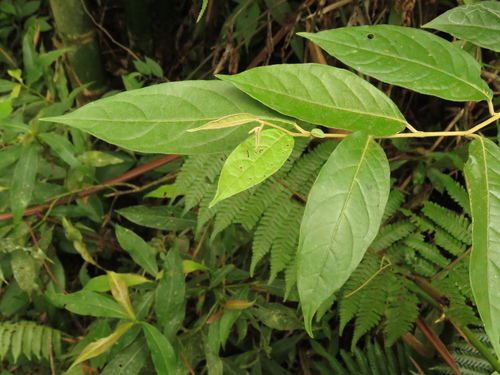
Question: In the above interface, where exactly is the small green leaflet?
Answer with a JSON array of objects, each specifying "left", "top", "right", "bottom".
[
  {"left": 211, "top": 129, "right": 294, "bottom": 207},
  {"left": 188, "top": 113, "right": 260, "bottom": 132},
  {"left": 299, "top": 26, "right": 492, "bottom": 102},
  {"left": 423, "top": 2, "right": 500, "bottom": 53},
  {"left": 464, "top": 137, "right": 500, "bottom": 358},
  {"left": 297, "top": 132, "right": 390, "bottom": 336}
]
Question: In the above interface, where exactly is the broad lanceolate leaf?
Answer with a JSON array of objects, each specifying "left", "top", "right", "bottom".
[
  {"left": 299, "top": 26, "right": 492, "bottom": 102},
  {"left": 423, "top": 2, "right": 500, "bottom": 53},
  {"left": 142, "top": 322, "right": 177, "bottom": 374},
  {"left": 108, "top": 271, "right": 137, "bottom": 321},
  {"left": 115, "top": 225, "right": 158, "bottom": 277},
  {"left": 42, "top": 81, "right": 294, "bottom": 154},
  {"left": 70, "top": 322, "right": 135, "bottom": 370},
  {"left": 211, "top": 129, "right": 294, "bottom": 207},
  {"left": 464, "top": 137, "right": 500, "bottom": 357},
  {"left": 297, "top": 132, "right": 390, "bottom": 336},
  {"left": 218, "top": 64, "right": 407, "bottom": 137},
  {"left": 188, "top": 113, "right": 261, "bottom": 132},
  {"left": 116, "top": 206, "right": 196, "bottom": 231},
  {"left": 11, "top": 143, "right": 40, "bottom": 221}
]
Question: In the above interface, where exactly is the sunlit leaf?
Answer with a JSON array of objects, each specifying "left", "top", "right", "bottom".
[
  {"left": 424, "top": 2, "right": 500, "bottom": 52},
  {"left": 218, "top": 64, "right": 407, "bottom": 136},
  {"left": 108, "top": 271, "right": 137, "bottom": 320},
  {"left": 299, "top": 26, "right": 492, "bottom": 101},
  {"left": 464, "top": 137, "right": 500, "bottom": 357},
  {"left": 297, "top": 132, "right": 390, "bottom": 336},
  {"left": 211, "top": 129, "right": 294, "bottom": 207},
  {"left": 83, "top": 273, "right": 150, "bottom": 292}
]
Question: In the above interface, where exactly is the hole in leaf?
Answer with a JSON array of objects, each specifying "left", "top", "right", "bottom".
[{"left": 367, "top": 33, "right": 374, "bottom": 39}]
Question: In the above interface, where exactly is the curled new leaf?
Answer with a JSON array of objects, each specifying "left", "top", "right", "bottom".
[
  {"left": 297, "top": 132, "right": 390, "bottom": 336},
  {"left": 211, "top": 128, "right": 294, "bottom": 207},
  {"left": 108, "top": 271, "right": 137, "bottom": 321},
  {"left": 299, "top": 26, "right": 492, "bottom": 102}
]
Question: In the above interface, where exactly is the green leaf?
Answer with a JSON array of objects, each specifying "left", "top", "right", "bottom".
[
  {"left": 11, "top": 143, "right": 40, "bottom": 221},
  {"left": 297, "top": 132, "right": 390, "bottom": 336},
  {"left": 70, "top": 322, "right": 135, "bottom": 370},
  {"left": 11, "top": 250, "right": 37, "bottom": 292},
  {"left": 116, "top": 206, "right": 196, "bottom": 231},
  {"left": 142, "top": 322, "right": 177, "bottom": 374},
  {"left": 100, "top": 338, "right": 149, "bottom": 375},
  {"left": 188, "top": 113, "right": 261, "bottom": 132},
  {"left": 155, "top": 249, "right": 185, "bottom": 340},
  {"left": 108, "top": 271, "right": 137, "bottom": 321},
  {"left": 115, "top": 225, "right": 158, "bottom": 277},
  {"left": 38, "top": 133, "right": 85, "bottom": 170},
  {"left": 423, "top": 2, "right": 500, "bottom": 52},
  {"left": 464, "top": 137, "right": 500, "bottom": 357},
  {"left": 42, "top": 81, "right": 294, "bottom": 154},
  {"left": 218, "top": 64, "right": 407, "bottom": 137},
  {"left": 211, "top": 129, "right": 294, "bottom": 207},
  {"left": 83, "top": 273, "right": 150, "bottom": 292},
  {"left": 47, "top": 291, "right": 130, "bottom": 319},
  {"left": 299, "top": 26, "right": 492, "bottom": 102}
]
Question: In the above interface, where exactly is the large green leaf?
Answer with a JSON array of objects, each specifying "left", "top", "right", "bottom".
[
  {"left": 299, "top": 26, "right": 492, "bottom": 102},
  {"left": 42, "top": 81, "right": 293, "bottom": 154},
  {"left": 218, "top": 64, "right": 407, "bottom": 137},
  {"left": 464, "top": 137, "right": 500, "bottom": 357},
  {"left": 211, "top": 129, "right": 294, "bottom": 206},
  {"left": 116, "top": 206, "right": 196, "bottom": 231},
  {"left": 115, "top": 225, "right": 158, "bottom": 277},
  {"left": 297, "top": 132, "right": 390, "bottom": 336},
  {"left": 11, "top": 143, "right": 40, "bottom": 221},
  {"left": 423, "top": 2, "right": 500, "bottom": 53}
]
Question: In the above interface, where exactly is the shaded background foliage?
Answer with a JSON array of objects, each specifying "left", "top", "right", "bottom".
[{"left": 0, "top": 0, "right": 499, "bottom": 374}]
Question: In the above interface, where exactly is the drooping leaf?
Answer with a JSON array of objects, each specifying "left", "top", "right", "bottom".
[
  {"left": 218, "top": 64, "right": 407, "bottom": 137},
  {"left": 142, "top": 322, "right": 177, "bottom": 374},
  {"left": 464, "top": 137, "right": 500, "bottom": 357},
  {"left": 11, "top": 143, "right": 40, "bottom": 221},
  {"left": 47, "top": 291, "right": 130, "bottom": 319},
  {"left": 70, "top": 322, "right": 135, "bottom": 369},
  {"left": 42, "top": 81, "right": 294, "bottom": 154},
  {"left": 211, "top": 129, "right": 294, "bottom": 207},
  {"left": 299, "top": 26, "right": 492, "bottom": 102},
  {"left": 115, "top": 225, "right": 158, "bottom": 277},
  {"left": 423, "top": 2, "right": 500, "bottom": 52},
  {"left": 297, "top": 132, "right": 390, "bottom": 336},
  {"left": 116, "top": 206, "right": 196, "bottom": 231}
]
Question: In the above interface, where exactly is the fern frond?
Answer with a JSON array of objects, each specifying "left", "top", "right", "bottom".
[
  {"left": 382, "top": 189, "right": 405, "bottom": 222},
  {"left": 422, "top": 202, "right": 471, "bottom": 245},
  {"left": 384, "top": 276, "right": 419, "bottom": 346},
  {"left": 404, "top": 234, "right": 450, "bottom": 268},
  {"left": 410, "top": 257, "right": 439, "bottom": 277},
  {"left": 434, "top": 226, "right": 467, "bottom": 256},
  {"left": 371, "top": 220, "right": 416, "bottom": 251},
  {"left": 410, "top": 214, "right": 435, "bottom": 233},
  {"left": 351, "top": 271, "right": 388, "bottom": 347},
  {"left": 431, "top": 170, "right": 471, "bottom": 215},
  {"left": 269, "top": 201, "right": 303, "bottom": 282},
  {"left": 0, "top": 321, "right": 62, "bottom": 363},
  {"left": 196, "top": 184, "right": 218, "bottom": 234},
  {"left": 339, "top": 253, "right": 381, "bottom": 334}
]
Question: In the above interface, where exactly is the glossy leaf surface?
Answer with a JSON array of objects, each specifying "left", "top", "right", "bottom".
[
  {"left": 297, "top": 132, "right": 390, "bottom": 335},
  {"left": 211, "top": 129, "right": 294, "bottom": 207},
  {"left": 42, "top": 81, "right": 293, "bottom": 154},
  {"left": 218, "top": 64, "right": 407, "bottom": 137},
  {"left": 142, "top": 322, "right": 177, "bottom": 374},
  {"left": 299, "top": 26, "right": 492, "bottom": 102},
  {"left": 424, "top": 2, "right": 500, "bottom": 52},
  {"left": 464, "top": 137, "right": 500, "bottom": 357}
]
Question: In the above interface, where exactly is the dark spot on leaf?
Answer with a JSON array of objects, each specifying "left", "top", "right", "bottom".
[{"left": 367, "top": 33, "right": 374, "bottom": 39}]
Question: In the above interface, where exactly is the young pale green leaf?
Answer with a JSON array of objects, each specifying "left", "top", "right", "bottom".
[
  {"left": 47, "top": 291, "right": 130, "bottom": 319},
  {"left": 188, "top": 113, "right": 261, "bottom": 132},
  {"left": 108, "top": 271, "right": 137, "bottom": 321},
  {"left": 42, "top": 81, "right": 293, "bottom": 155},
  {"left": 115, "top": 225, "right": 158, "bottom": 277},
  {"left": 11, "top": 143, "right": 40, "bottom": 221},
  {"left": 83, "top": 273, "right": 150, "bottom": 292},
  {"left": 423, "top": 2, "right": 500, "bottom": 52},
  {"left": 70, "top": 322, "right": 135, "bottom": 370},
  {"left": 211, "top": 129, "right": 294, "bottom": 207},
  {"left": 299, "top": 26, "right": 492, "bottom": 102},
  {"left": 464, "top": 137, "right": 500, "bottom": 357},
  {"left": 218, "top": 64, "right": 407, "bottom": 137},
  {"left": 142, "top": 322, "right": 177, "bottom": 374},
  {"left": 297, "top": 132, "right": 390, "bottom": 336}
]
